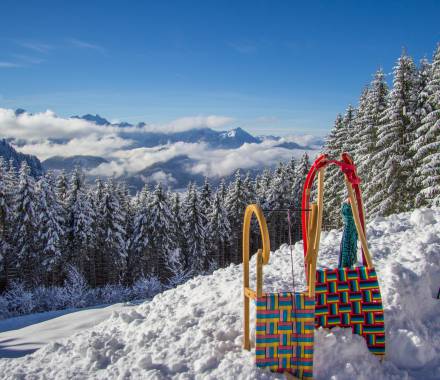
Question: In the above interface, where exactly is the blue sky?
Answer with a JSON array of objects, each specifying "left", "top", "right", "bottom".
[{"left": 0, "top": 0, "right": 439, "bottom": 136}]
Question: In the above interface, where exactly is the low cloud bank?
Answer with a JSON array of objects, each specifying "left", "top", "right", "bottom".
[
  {"left": 1, "top": 107, "right": 319, "bottom": 179},
  {"left": 89, "top": 140, "right": 316, "bottom": 178}
]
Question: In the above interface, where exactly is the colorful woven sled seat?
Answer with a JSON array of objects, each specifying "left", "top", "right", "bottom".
[
  {"left": 315, "top": 267, "right": 385, "bottom": 355},
  {"left": 301, "top": 153, "right": 385, "bottom": 357},
  {"left": 242, "top": 204, "right": 319, "bottom": 379},
  {"left": 255, "top": 292, "right": 315, "bottom": 378}
]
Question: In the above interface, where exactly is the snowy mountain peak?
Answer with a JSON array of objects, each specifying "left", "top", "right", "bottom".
[
  {"left": 71, "top": 114, "right": 110, "bottom": 126},
  {"left": 219, "top": 127, "right": 259, "bottom": 144}
]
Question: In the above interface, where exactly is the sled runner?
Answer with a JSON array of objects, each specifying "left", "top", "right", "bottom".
[
  {"left": 243, "top": 204, "right": 318, "bottom": 379},
  {"left": 302, "top": 153, "right": 385, "bottom": 357}
]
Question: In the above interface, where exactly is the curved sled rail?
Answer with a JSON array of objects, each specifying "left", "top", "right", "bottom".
[
  {"left": 242, "top": 204, "right": 270, "bottom": 350},
  {"left": 301, "top": 153, "right": 373, "bottom": 270}
]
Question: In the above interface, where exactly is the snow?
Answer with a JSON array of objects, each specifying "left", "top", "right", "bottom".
[
  {"left": 0, "top": 303, "right": 128, "bottom": 358},
  {"left": 0, "top": 207, "right": 439, "bottom": 379}
]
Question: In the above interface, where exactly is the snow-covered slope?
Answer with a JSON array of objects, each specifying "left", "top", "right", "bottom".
[
  {"left": 0, "top": 303, "right": 128, "bottom": 358},
  {"left": 0, "top": 208, "right": 439, "bottom": 379}
]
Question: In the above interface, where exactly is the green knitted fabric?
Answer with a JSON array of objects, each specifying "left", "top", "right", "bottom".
[{"left": 339, "top": 202, "right": 358, "bottom": 268}]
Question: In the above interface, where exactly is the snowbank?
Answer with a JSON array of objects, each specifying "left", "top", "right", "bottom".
[
  {"left": 0, "top": 303, "right": 128, "bottom": 358},
  {"left": 0, "top": 208, "right": 439, "bottom": 379}
]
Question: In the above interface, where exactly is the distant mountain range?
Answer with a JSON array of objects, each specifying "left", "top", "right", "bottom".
[
  {"left": 43, "top": 155, "right": 109, "bottom": 172},
  {"left": 71, "top": 113, "right": 261, "bottom": 149},
  {"left": 6, "top": 110, "right": 323, "bottom": 191}
]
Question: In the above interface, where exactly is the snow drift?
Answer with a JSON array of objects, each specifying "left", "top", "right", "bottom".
[{"left": 0, "top": 208, "right": 439, "bottom": 379}]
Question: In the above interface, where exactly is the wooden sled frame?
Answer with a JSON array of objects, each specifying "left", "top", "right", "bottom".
[{"left": 242, "top": 204, "right": 319, "bottom": 351}]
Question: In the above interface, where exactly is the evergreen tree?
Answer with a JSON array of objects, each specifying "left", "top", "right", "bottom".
[
  {"left": 182, "top": 183, "right": 208, "bottom": 272},
  {"left": 266, "top": 163, "right": 291, "bottom": 248},
  {"left": 412, "top": 45, "right": 440, "bottom": 206},
  {"left": 206, "top": 190, "right": 231, "bottom": 269},
  {"left": 266, "top": 163, "right": 290, "bottom": 211},
  {"left": 65, "top": 167, "right": 94, "bottom": 279},
  {"left": 13, "top": 162, "right": 38, "bottom": 283},
  {"left": 89, "top": 178, "right": 105, "bottom": 286},
  {"left": 147, "top": 183, "right": 174, "bottom": 281},
  {"left": 225, "top": 171, "right": 247, "bottom": 263},
  {"left": 116, "top": 181, "right": 132, "bottom": 282},
  {"left": 199, "top": 177, "right": 212, "bottom": 215},
  {"left": 99, "top": 179, "right": 127, "bottom": 283},
  {"left": 322, "top": 114, "right": 346, "bottom": 227},
  {"left": 370, "top": 52, "right": 418, "bottom": 216},
  {"left": 291, "top": 153, "right": 310, "bottom": 208},
  {"left": 0, "top": 158, "right": 11, "bottom": 277},
  {"left": 285, "top": 157, "right": 297, "bottom": 195},
  {"left": 129, "top": 184, "right": 151, "bottom": 281},
  {"left": 256, "top": 168, "right": 272, "bottom": 207},
  {"left": 55, "top": 170, "right": 69, "bottom": 206},
  {"left": 217, "top": 179, "right": 227, "bottom": 203},
  {"left": 167, "top": 192, "right": 188, "bottom": 281},
  {"left": 291, "top": 153, "right": 310, "bottom": 241},
  {"left": 242, "top": 171, "right": 255, "bottom": 205},
  {"left": 342, "top": 104, "right": 358, "bottom": 155},
  {"left": 1, "top": 159, "right": 17, "bottom": 285},
  {"left": 357, "top": 69, "right": 389, "bottom": 212},
  {"left": 36, "top": 172, "right": 65, "bottom": 283}
]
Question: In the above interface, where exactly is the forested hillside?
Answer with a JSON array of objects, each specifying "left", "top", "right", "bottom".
[
  {"left": 0, "top": 152, "right": 310, "bottom": 317},
  {"left": 322, "top": 45, "right": 440, "bottom": 226},
  {"left": 0, "top": 139, "right": 43, "bottom": 177}
]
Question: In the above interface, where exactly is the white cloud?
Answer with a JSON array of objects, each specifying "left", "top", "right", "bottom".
[
  {"left": 68, "top": 38, "right": 105, "bottom": 53},
  {"left": 0, "top": 108, "right": 234, "bottom": 143},
  {"left": 17, "top": 41, "right": 52, "bottom": 53},
  {"left": 89, "top": 140, "right": 318, "bottom": 179},
  {"left": 0, "top": 61, "right": 22, "bottom": 68},
  {"left": 89, "top": 142, "right": 198, "bottom": 177},
  {"left": 16, "top": 134, "right": 133, "bottom": 161},
  {"left": 187, "top": 141, "right": 315, "bottom": 177},
  {"left": 0, "top": 108, "right": 119, "bottom": 141},
  {"left": 137, "top": 115, "right": 234, "bottom": 133},
  {"left": 278, "top": 134, "right": 324, "bottom": 148},
  {"left": 147, "top": 171, "right": 177, "bottom": 186}
]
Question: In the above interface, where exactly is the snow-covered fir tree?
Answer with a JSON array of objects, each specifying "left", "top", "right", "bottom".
[
  {"left": 167, "top": 192, "right": 190, "bottom": 285},
  {"left": 129, "top": 185, "right": 151, "bottom": 281},
  {"left": 0, "top": 158, "right": 11, "bottom": 273},
  {"left": 342, "top": 104, "right": 357, "bottom": 155},
  {"left": 242, "top": 171, "right": 256, "bottom": 206},
  {"left": 256, "top": 168, "right": 271, "bottom": 207},
  {"left": 322, "top": 114, "right": 346, "bottom": 227},
  {"left": 182, "top": 183, "right": 208, "bottom": 272},
  {"left": 65, "top": 167, "right": 94, "bottom": 278},
  {"left": 266, "top": 163, "right": 290, "bottom": 211},
  {"left": 36, "top": 172, "right": 65, "bottom": 283},
  {"left": 412, "top": 44, "right": 440, "bottom": 206},
  {"left": 146, "top": 183, "right": 174, "bottom": 281},
  {"left": 206, "top": 190, "right": 231, "bottom": 269},
  {"left": 370, "top": 52, "right": 418, "bottom": 216},
  {"left": 291, "top": 153, "right": 310, "bottom": 241},
  {"left": 13, "top": 162, "right": 38, "bottom": 283},
  {"left": 217, "top": 179, "right": 227, "bottom": 203},
  {"left": 225, "top": 171, "right": 248, "bottom": 263},
  {"left": 356, "top": 69, "right": 389, "bottom": 212},
  {"left": 55, "top": 170, "right": 69, "bottom": 206},
  {"left": 199, "top": 177, "right": 212, "bottom": 217},
  {"left": 291, "top": 152, "right": 310, "bottom": 209},
  {"left": 98, "top": 179, "right": 127, "bottom": 283}
]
